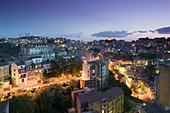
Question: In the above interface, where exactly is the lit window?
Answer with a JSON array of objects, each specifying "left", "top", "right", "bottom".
[{"left": 92, "top": 70, "right": 95, "bottom": 73}]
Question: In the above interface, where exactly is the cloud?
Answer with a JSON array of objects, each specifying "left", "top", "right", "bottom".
[
  {"left": 57, "top": 32, "right": 83, "bottom": 38},
  {"left": 149, "top": 30, "right": 156, "bottom": 33},
  {"left": 137, "top": 31, "right": 147, "bottom": 33},
  {"left": 91, "top": 31, "right": 133, "bottom": 38},
  {"left": 156, "top": 26, "right": 170, "bottom": 34}
]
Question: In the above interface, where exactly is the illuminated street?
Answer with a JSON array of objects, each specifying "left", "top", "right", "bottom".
[
  {"left": 0, "top": 75, "right": 78, "bottom": 101},
  {"left": 109, "top": 60, "right": 155, "bottom": 102}
]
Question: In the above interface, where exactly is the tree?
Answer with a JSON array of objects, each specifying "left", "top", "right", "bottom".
[
  {"left": 9, "top": 96, "right": 39, "bottom": 113},
  {"left": 107, "top": 71, "right": 132, "bottom": 96},
  {"left": 35, "top": 90, "right": 56, "bottom": 113},
  {"left": 143, "top": 65, "right": 157, "bottom": 82}
]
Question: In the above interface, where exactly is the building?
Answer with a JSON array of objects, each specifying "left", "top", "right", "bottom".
[
  {"left": 138, "top": 103, "right": 170, "bottom": 113},
  {"left": 154, "top": 75, "right": 159, "bottom": 99},
  {"left": 0, "top": 63, "right": 10, "bottom": 90},
  {"left": 11, "top": 61, "right": 27, "bottom": 87},
  {"left": 0, "top": 63, "right": 10, "bottom": 82},
  {"left": 157, "top": 61, "right": 170, "bottom": 110},
  {"left": 71, "top": 87, "right": 97, "bottom": 108},
  {"left": 21, "top": 43, "right": 55, "bottom": 61},
  {"left": 0, "top": 99, "right": 9, "bottom": 113},
  {"left": 27, "top": 63, "right": 43, "bottom": 87},
  {"left": 77, "top": 87, "right": 124, "bottom": 113},
  {"left": 25, "top": 56, "right": 44, "bottom": 87},
  {"left": 81, "top": 60, "right": 109, "bottom": 90},
  {"left": 138, "top": 61, "right": 170, "bottom": 113},
  {"left": 43, "top": 61, "right": 52, "bottom": 73},
  {"left": 11, "top": 56, "right": 44, "bottom": 87}
]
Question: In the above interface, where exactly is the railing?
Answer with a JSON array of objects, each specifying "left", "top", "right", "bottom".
[{"left": 100, "top": 102, "right": 107, "bottom": 105}]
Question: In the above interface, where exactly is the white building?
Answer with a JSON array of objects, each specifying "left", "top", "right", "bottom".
[{"left": 21, "top": 43, "right": 55, "bottom": 61}]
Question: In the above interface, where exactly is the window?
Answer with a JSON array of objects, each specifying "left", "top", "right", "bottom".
[
  {"left": 14, "top": 73, "right": 15, "bottom": 76},
  {"left": 14, "top": 69, "right": 16, "bottom": 71},
  {"left": 22, "top": 79, "right": 24, "bottom": 82},
  {"left": 92, "top": 70, "right": 95, "bottom": 73}
]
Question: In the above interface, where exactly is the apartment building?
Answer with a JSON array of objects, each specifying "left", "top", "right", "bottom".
[
  {"left": 24, "top": 56, "right": 44, "bottom": 87},
  {"left": 158, "top": 61, "right": 170, "bottom": 110},
  {"left": 154, "top": 75, "right": 159, "bottom": 99},
  {"left": 71, "top": 87, "right": 97, "bottom": 108},
  {"left": 11, "top": 61, "right": 27, "bottom": 87},
  {"left": 21, "top": 43, "right": 55, "bottom": 61},
  {"left": 0, "top": 63, "right": 10, "bottom": 90},
  {"left": 81, "top": 60, "right": 109, "bottom": 90},
  {"left": 27, "top": 63, "right": 43, "bottom": 87},
  {"left": 77, "top": 87, "right": 124, "bottom": 113},
  {"left": 0, "top": 63, "right": 10, "bottom": 82},
  {"left": 11, "top": 56, "right": 44, "bottom": 87}
]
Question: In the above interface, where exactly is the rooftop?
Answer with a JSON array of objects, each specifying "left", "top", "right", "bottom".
[
  {"left": 88, "top": 60, "right": 106, "bottom": 65},
  {"left": 78, "top": 87, "right": 123, "bottom": 103},
  {"left": 159, "top": 61, "right": 170, "bottom": 66},
  {"left": 140, "top": 104, "right": 170, "bottom": 113},
  {"left": 0, "top": 62, "right": 8, "bottom": 66},
  {"left": 16, "top": 61, "right": 25, "bottom": 66}
]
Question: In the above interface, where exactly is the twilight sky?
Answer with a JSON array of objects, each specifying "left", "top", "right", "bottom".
[{"left": 0, "top": 0, "right": 170, "bottom": 41}]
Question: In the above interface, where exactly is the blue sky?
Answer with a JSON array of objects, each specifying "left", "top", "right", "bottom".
[{"left": 0, "top": 0, "right": 170, "bottom": 41}]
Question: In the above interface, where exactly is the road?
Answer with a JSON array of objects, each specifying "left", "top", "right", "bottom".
[
  {"left": 0, "top": 75, "right": 78, "bottom": 101},
  {"left": 109, "top": 64, "right": 153, "bottom": 102}
]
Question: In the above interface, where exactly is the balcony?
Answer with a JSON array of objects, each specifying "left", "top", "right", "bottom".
[
  {"left": 100, "top": 102, "right": 107, "bottom": 105},
  {"left": 101, "top": 106, "right": 107, "bottom": 110}
]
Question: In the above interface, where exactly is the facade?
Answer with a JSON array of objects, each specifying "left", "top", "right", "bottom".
[
  {"left": 11, "top": 56, "right": 44, "bottom": 87},
  {"left": 0, "top": 63, "right": 10, "bottom": 90},
  {"left": 71, "top": 87, "right": 97, "bottom": 108},
  {"left": 0, "top": 63, "right": 9, "bottom": 82},
  {"left": 21, "top": 43, "right": 55, "bottom": 61},
  {"left": 82, "top": 60, "right": 109, "bottom": 90},
  {"left": 43, "top": 62, "right": 52, "bottom": 73},
  {"left": 77, "top": 87, "right": 124, "bottom": 113},
  {"left": 25, "top": 56, "right": 44, "bottom": 87},
  {"left": 27, "top": 64, "right": 43, "bottom": 87},
  {"left": 56, "top": 50, "right": 67, "bottom": 57},
  {"left": 158, "top": 61, "right": 170, "bottom": 110},
  {"left": 11, "top": 62, "right": 27, "bottom": 87},
  {"left": 154, "top": 75, "right": 159, "bottom": 99}
]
